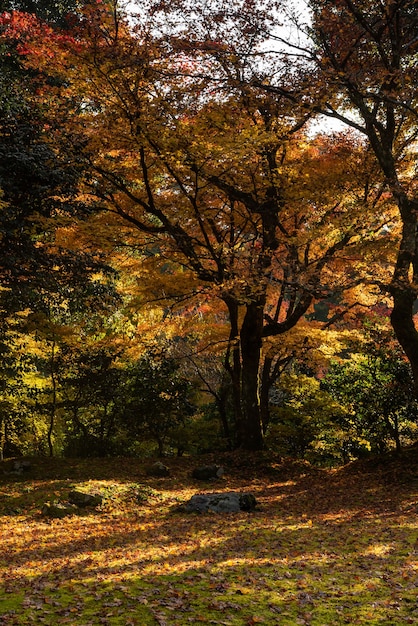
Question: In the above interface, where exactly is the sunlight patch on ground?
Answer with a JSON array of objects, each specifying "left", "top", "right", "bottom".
[{"left": 360, "top": 543, "right": 395, "bottom": 557}]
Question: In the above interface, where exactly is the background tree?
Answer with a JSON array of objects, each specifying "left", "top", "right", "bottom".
[
  {"left": 322, "top": 328, "right": 418, "bottom": 455},
  {"left": 0, "top": 9, "right": 116, "bottom": 319},
  {"left": 118, "top": 350, "right": 195, "bottom": 457},
  {"left": 0, "top": 6, "right": 120, "bottom": 457},
  {"left": 266, "top": 370, "right": 350, "bottom": 465},
  {"left": 0, "top": 0, "right": 89, "bottom": 27},
  {"left": 59, "top": 344, "right": 124, "bottom": 457}
]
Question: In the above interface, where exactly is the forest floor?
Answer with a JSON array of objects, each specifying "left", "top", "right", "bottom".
[{"left": 0, "top": 449, "right": 417, "bottom": 626}]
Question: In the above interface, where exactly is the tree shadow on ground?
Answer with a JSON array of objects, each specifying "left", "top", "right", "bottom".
[
  {"left": 2, "top": 506, "right": 417, "bottom": 625},
  {"left": 1, "top": 450, "right": 418, "bottom": 625}
]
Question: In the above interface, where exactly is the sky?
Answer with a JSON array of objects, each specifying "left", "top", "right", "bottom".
[{"left": 125, "top": 0, "right": 347, "bottom": 134}]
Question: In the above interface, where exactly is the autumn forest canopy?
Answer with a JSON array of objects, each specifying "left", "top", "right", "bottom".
[{"left": 0, "top": 0, "right": 417, "bottom": 459}]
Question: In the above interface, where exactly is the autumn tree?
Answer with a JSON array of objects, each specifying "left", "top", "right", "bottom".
[
  {"left": 0, "top": 2, "right": 398, "bottom": 450},
  {"left": 298, "top": 0, "right": 418, "bottom": 390},
  {"left": 0, "top": 9, "right": 120, "bottom": 456},
  {"left": 150, "top": 0, "right": 418, "bottom": 407},
  {"left": 7, "top": 1, "right": 396, "bottom": 450},
  {"left": 0, "top": 0, "right": 92, "bottom": 27},
  {"left": 0, "top": 4, "right": 121, "bottom": 424},
  {"left": 160, "top": 0, "right": 418, "bottom": 433}
]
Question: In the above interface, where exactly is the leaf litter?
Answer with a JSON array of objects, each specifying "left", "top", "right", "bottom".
[{"left": 0, "top": 451, "right": 417, "bottom": 625}]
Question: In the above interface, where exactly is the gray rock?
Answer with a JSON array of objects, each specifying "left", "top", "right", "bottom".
[
  {"left": 192, "top": 464, "right": 224, "bottom": 481},
  {"left": 179, "top": 491, "right": 257, "bottom": 514},
  {"left": 68, "top": 490, "right": 103, "bottom": 508}
]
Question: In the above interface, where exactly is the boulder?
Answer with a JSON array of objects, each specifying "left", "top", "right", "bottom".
[
  {"left": 13, "top": 459, "right": 32, "bottom": 473},
  {"left": 146, "top": 461, "right": 170, "bottom": 477},
  {"left": 42, "top": 501, "right": 78, "bottom": 519},
  {"left": 192, "top": 464, "right": 224, "bottom": 481},
  {"left": 68, "top": 490, "right": 103, "bottom": 508},
  {"left": 179, "top": 491, "right": 257, "bottom": 514},
  {"left": 2, "top": 459, "right": 32, "bottom": 475}
]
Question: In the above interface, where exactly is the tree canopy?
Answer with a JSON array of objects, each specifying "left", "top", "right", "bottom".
[{"left": 0, "top": 0, "right": 416, "bottom": 455}]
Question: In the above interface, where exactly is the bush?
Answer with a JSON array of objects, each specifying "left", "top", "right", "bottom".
[{"left": 322, "top": 343, "right": 418, "bottom": 454}]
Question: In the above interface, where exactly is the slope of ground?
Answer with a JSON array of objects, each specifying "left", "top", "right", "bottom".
[{"left": 0, "top": 449, "right": 417, "bottom": 625}]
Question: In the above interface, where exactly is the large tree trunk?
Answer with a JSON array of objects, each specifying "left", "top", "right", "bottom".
[
  {"left": 223, "top": 296, "right": 265, "bottom": 450},
  {"left": 239, "top": 300, "right": 265, "bottom": 450},
  {"left": 390, "top": 290, "right": 418, "bottom": 393},
  {"left": 389, "top": 196, "right": 418, "bottom": 394}
]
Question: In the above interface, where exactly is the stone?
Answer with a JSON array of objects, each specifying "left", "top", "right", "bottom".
[
  {"left": 192, "top": 464, "right": 224, "bottom": 481},
  {"left": 13, "top": 459, "right": 31, "bottom": 473},
  {"left": 68, "top": 490, "right": 103, "bottom": 508},
  {"left": 179, "top": 491, "right": 257, "bottom": 514},
  {"left": 146, "top": 461, "right": 170, "bottom": 477},
  {"left": 2, "top": 459, "right": 32, "bottom": 475},
  {"left": 42, "top": 501, "right": 78, "bottom": 519}
]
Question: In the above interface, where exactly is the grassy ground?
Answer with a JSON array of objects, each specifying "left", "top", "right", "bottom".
[{"left": 0, "top": 450, "right": 417, "bottom": 625}]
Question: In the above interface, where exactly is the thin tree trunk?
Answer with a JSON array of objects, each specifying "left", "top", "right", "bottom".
[
  {"left": 47, "top": 339, "right": 57, "bottom": 458},
  {"left": 71, "top": 406, "right": 89, "bottom": 438},
  {"left": 0, "top": 415, "right": 4, "bottom": 462},
  {"left": 216, "top": 379, "right": 233, "bottom": 449},
  {"left": 260, "top": 356, "right": 273, "bottom": 435},
  {"left": 224, "top": 297, "right": 244, "bottom": 447}
]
